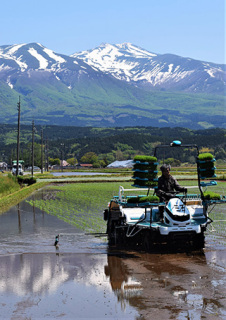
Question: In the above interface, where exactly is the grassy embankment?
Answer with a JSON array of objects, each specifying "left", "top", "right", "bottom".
[{"left": 0, "top": 173, "right": 49, "bottom": 214}]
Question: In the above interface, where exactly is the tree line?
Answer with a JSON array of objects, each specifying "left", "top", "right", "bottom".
[{"left": 0, "top": 124, "right": 225, "bottom": 168}]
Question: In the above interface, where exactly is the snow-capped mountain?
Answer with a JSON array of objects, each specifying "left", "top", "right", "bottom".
[
  {"left": 0, "top": 42, "right": 225, "bottom": 128},
  {"left": 73, "top": 43, "right": 225, "bottom": 94},
  {"left": 1, "top": 42, "right": 225, "bottom": 94},
  {"left": 0, "top": 42, "right": 85, "bottom": 72},
  {"left": 0, "top": 42, "right": 104, "bottom": 90}
]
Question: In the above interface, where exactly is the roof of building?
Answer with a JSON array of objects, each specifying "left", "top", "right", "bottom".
[{"left": 107, "top": 160, "right": 133, "bottom": 168}]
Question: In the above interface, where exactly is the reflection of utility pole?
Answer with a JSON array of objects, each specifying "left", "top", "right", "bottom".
[
  {"left": 17, "top": 203, "right": 21, "bottom": 233},
  {"left": 33, "top": 196, "right": 36, "bottom": 224},
  {"left": 16, "top": 97, "right": 21, "bottom": 176},
  {"left": 31, "top": 120, "right": 35, "bottom": 177},
  {"left": 41, "top": 128, "right": 43, "bottom": 174}
]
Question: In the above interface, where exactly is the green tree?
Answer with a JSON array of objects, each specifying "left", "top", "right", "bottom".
[
  {"left": 80, "top": 152, "right": 98, "bottom": 164},
  {"left": 49, "top": 158, "right": 60, "bottom": 165},
  {"left": 114, "top": 150, "right": 124, "bottom": 161},
  {"left": 215, "top": 147, "right": 226, "bottom": 160},
  {"left": 165, "top": 158, "right": 181, "bottom": 167},
  {"left": 67, "top": 157, "right": 77, "bottom": 166}
]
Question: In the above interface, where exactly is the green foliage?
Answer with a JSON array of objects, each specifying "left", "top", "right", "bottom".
[
  {"left": 0, "top": 173, "right": 20, "bottom": 198},
  {"left": 0, "top": 125, "right": 225, "bottom": 169},
  {"left": 17, "top": 176, "right": 37, "bottom": 186},
  {"left": 127, "top": 195, "right": 159, "bottom": 203},
  {"left": 203, "top": 191, "right": 221, "bottom": 200},
  {"left": 1, "top": 77, "right": 225, "bottom": 128},
  {"left": 215, "top": 147, "right": 226, "bottom": 160},
  {"left": 49, "top": 158, "right": 60, "bottom": 165},
  {"left": 67, "top": 157, "right": 77, "bottom": 166},
  {"left": 165, "top": 158, "right": 181, "bottom": 167},
  {"left": 80, "top": 152, "right": 98, "bottom": 164},
  {"left": 197, "top": 153, "right": 216, "bottom": 178},
  {"left": 134, "top": 155, "right": 157, "bottom": 163},
  {"left": 198, "top": 153, "right": 214, "bottom": 160}
]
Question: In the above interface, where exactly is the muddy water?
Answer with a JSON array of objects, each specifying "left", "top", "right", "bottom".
[{"left": 0, "top": 191, "right": 225, "bottom": 319}]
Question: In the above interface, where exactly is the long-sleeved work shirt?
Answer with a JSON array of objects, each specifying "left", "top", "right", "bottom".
[{"left": 156, "top": 175, "right": 185, "bottom": 201}]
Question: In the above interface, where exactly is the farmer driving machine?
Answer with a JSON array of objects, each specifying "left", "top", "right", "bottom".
[{"left": 103, "top": 141, "right": 225, "bottom": 251}]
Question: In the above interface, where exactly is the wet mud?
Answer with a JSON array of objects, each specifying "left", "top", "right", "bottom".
[{"left": 0, "top": 191, "right": 225, "bottom": 319}]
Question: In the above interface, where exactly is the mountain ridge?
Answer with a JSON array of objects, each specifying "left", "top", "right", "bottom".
[
  {"left": 0, "top": 42, "right": 225, "bottom": 129},
  {"left": 72, "top": 43, "right": 225, "bottom": 94}
]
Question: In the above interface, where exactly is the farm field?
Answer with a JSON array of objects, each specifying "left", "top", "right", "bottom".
[
  {"left": 27, "top": 180, "right": 226, "bottom": 239},
  {"left": 0, "top": 180, "right": 225, "bottom": 319}
]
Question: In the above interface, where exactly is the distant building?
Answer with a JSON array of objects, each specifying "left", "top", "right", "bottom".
[
  {"left": 60, "top": 160, "right": 70, "bottom": 167},
  {"left": 107, "top": 160, "right": 133, "bottom": 168},
  {"left": 78, "top": 163, "right": 93, "bottom": 168}
]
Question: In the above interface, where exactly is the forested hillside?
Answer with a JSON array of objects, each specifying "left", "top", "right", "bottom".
[{"left": 0, "top": 125, "right": 225, "bottom": 168}]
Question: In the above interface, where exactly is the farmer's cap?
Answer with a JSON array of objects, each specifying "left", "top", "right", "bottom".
[{"left": 160, "top": 164, "right": 171, "bottom": 172}]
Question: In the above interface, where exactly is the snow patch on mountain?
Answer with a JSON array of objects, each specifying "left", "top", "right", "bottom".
[
  {"left": 73, "top": 43, "right": 184, "bottom": 84},
  {"left": 43, "top": 48, "right": 66, "bottom": 63},
  {"left": 203, "top": 63, "right": 224, "bottom": 79},
  {"left": 17, "top": 57, "right": 28, "bottom": 71},
  {"left": 7, "top": 44, "right": 25, "bottom": 56},
  {"left": 0, "top": 44, "right": 28, "bottom": 71},
  {"left": 7, "top": 76, "right": 13, "bottom": 89},
  {"left": 28, "top": 47, "right": 49, "bottom": 69},
  {"left": 0, "top": 42, "right": 225, "bottom": 94},
  {"left": 73, "top": 42, "right": 225, "bottom": 93},
  {"left": 73, "top": 43, "right": 158, "bottom": 82}
]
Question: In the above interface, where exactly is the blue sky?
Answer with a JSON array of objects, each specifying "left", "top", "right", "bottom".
[{"left": 1, "top": 0, "right": 225, "bottom": 64}]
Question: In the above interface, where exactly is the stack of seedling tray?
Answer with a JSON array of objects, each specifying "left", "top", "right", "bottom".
[
  {"left": 197, "top": 153, "right": 216, "bottom": 179},
  {"left": 196, "top": 153, "right": 223, "bottom": 200},
  {"left": 132, "top": 155, "right": 158, "bottom": 188}
]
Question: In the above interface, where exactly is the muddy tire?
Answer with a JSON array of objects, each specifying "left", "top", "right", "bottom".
[
  {"left": 193, "top": 233, "right": 205, "bottom": 250},
  {"left": 143, "top": 231, "right": 152, "bottom": 252}
]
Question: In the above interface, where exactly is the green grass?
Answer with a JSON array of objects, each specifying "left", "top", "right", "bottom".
[
  {"left": 0, "top": 181, "right": 49, "bottom": 214},
  {"left": 0, "top": 173, "right": 20, "bottom": 198}
]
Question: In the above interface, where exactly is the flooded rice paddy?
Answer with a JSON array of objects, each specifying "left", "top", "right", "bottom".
[{"left": 0, "top": 184, "right": 225, "bottom": 319}]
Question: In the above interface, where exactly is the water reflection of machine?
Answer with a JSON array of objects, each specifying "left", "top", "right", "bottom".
[
  {"left": 104, "top": 250, "right": 226, "bottom": 319},
  {"left": 104, "top": 254, "right": 143, "bottom": 301}
]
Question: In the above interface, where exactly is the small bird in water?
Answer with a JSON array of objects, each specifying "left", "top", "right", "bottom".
[{"left": 54, "top": 234, "right": 59, "bottom": 248}]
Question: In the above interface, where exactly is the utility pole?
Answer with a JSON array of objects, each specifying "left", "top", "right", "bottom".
[
  {"left": 31, "top": 120, "right": 35, "bottom": 177},
  {"left": 45, "top": 138, "right": 49, "bottom": 172},
  {"left": 41, "top": 128, "right": 43, "bottom": 174},
  {"left": 16, "top": 97, "right": 21, "bottom": 176},
  {"left": 61, "top": 143, "right": 64, "bottom": 172}
]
